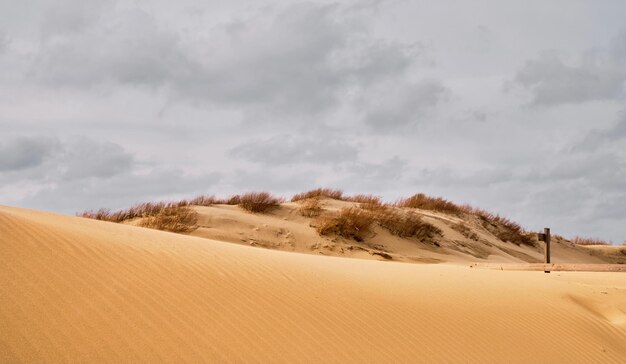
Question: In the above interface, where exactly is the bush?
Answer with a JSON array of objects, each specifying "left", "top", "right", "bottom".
[
  {"left": 571, "top": 236, "right": 610, "bottom": 246},
  {"left": 185, "top": 195, "right": 218, "bottom": 206},
  {"left": 451, "top": 222, "right": 479, "bottom": 241},
  {"left": 373, "top": 208, "right": 442, "bottom": 242},
  {"left": 291, "top": 188, "right": 343, "bottom": 202},
  {"left": 315, "top": 207, "right": 374, "bottom": 241},
  {"left": 461, "top": 206, "right": 533, "bottom": 246},
  {"left": 298, "top": 197, "right": 323, "bottom": 217},
  {"left": 396, "top": 193, "right": 462, "bottom": 215},
  {"left": 139, "top": 206, "right": 198, "bottom": 233},
  {"left": 238, "top": 192, "right": 283, "bottom": 213},
  {"left": 345, "top": 194, "right": 384, "bottom": 210}
]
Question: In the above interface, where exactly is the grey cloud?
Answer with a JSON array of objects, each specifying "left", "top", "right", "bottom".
[
  {"left": 0, "top": 137, "right": 59, "bottom": 171},
  {"left": 514, "top": 48, "right": 625, "bottom": 106},
  {"left": 35, "top": 8, "right": 196, "bottom": 89},
  {"left": 0, "top": 136, "right": 134, "bottom": 184},
  {"left": 59, "top": 138, "right": 133, "bottom": 180},
  {"left": 230, "top": 134, "right": 359, "bottom": 165},
  {"left": 361, "top": 80, "right": 448, "bottom": 131},
  {"left": 22, "top": 168, "right": 221, "bottom": 214},
  {"left": 30, "top": 2, "right": 419, "bottom": 116},
  {"left": 572, "top": 111, "right": 626, "bottom": 152}
]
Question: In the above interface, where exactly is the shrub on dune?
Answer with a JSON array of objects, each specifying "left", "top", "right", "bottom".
[
  {"left": 571, "top": 236, "right": 610, "bottom": 246},
  {"left": 298, "top": 197, "right": 323, "bottom": 217},
  {"left": 139, "top": 206, "right": 198, "bottom": 233},
  {"left": 372, "top": 207, "right": 442, "bottom": 242},
  {"left": 396, "top": 193, "right": 462, "bottom": 215},
  {"left": 315, "top": 207, "right": 374, "bottom": 242},
  {"left": 238, "top": 192, "right": 283, "bottom": 213},
  {"left": 291, "top": 188, "right": 343, "bottom": 202}
]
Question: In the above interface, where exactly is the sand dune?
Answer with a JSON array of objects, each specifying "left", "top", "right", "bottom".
[
  {"left": 186, "top": 200, "right": 623, "bottom": 265},
  {"left": 2, "top": 205, "right": 626, "bottom": 363}
]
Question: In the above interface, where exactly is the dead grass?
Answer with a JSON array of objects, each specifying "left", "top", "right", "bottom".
[
  {"left": 238, "top": 192, "right": 283, "bottom": 213},
  {"left": 291, "top": 188, "right": 343, "bottom": 202},
  {"left": 571, "top": 236, "right": 610, "bottom": 246},
  {"left": 373, "top": 207, "right": 442, "bottom": 242},
  {"left": 184, "top": 195, "right": 218, "bottom": 206},
  {"left": 139, "top": 206, "right": 198, "bottom": 233},
  {"left": 79, "top": 201, "right": 188, "bottom": 223},
  {"left": 298, "top": 198, "right": 323, "bottom": 217},
  {"left": 315, "top": 207, "right": 374, "bottom": 242},
  {"left": 346, "top": 194, "right": 384, "bottom": 210},
  {"left": 396, "top": 193, "right": 463, "bottom": 215},
  {"left": 461, "top": 206, "right": 534, "bottom": 246},
  {"left": 451, "top": 222, "right": 479, "bottom": 241}
]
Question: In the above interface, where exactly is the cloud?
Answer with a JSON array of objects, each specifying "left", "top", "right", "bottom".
[
  {"left": 360, "top": 79, "right": 449, "bottom": 131},
  {"left": 513, "top": 31, "right": 626, "bottom": 106},
  {"left": 28, "top": 2, "right": 421, "bottom": 117},
  {"left": 0, "top": 135, "right": 221, "bottom": 213},
  {"left": 0, "top": 137, "right": 59, "bottom": 172},
  {"left": 230, "top": 134, "right": 359, "bottom": 165}
]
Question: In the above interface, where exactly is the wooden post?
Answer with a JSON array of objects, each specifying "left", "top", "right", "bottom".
[{"left": 544, "top": 227, "right": 551, "bottom": 273}]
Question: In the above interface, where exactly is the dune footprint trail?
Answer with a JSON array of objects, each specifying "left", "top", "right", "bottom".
[{"left": 1, "top": 205, "right": 626, "bottom": 363}]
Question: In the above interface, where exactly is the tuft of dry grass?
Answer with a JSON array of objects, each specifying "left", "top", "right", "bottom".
[
  {"left": 396, "top": 193, "right": 462, "bottom": 215},
  {"left": 315, "top": 207, "right": 374, "bottom": 242},
  {"left": 79, "top": 201, "right": 189, "bottom": 223},
  {"left": 298, "top": 197, "right": 324, "bottom": 217},
  {"left": 291, "top": 188, "right": 343, "bottom": 202},
  {"left": 238, "top": 192, "right": 283, "bottom": 213},
  {"left": 372, "top": 207, "right": 442, "bottom": 242},
  {"left": 451, "top": 222, "right": 480, "bottom": 241},
  {"left": 571, "top": 236, "right": 610, "bottom": 246},
  {"left": 139, "top": 206, "right": 198, "bottom": 233},
  {"left": 460, "top": 206, "right": 534, "bottom": 246},
  {"left": 185, "top": 195, "right": 218, "bottom": 206},
  {"left": 345, "top": 194, "right": 384, "bottom": 210}
]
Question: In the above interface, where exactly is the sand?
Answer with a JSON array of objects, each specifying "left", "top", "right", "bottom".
[{"left": 2, "top": 205, "right": 626, "bottom": 363}]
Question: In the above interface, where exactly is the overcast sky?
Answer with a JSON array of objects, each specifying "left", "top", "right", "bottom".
[{"left": 1, "top": 0, "right": 625, "bottom": 243}]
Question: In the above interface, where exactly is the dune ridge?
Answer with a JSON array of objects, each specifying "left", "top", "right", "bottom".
[{"left": 1, "top": 205, "right": 626, "bottom": 363}]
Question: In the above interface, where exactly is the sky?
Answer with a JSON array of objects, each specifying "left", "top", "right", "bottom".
[{"left": 1, "top": 0, "right": 625, "bottom": 243}]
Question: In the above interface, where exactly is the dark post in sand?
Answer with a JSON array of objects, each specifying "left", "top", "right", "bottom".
[{"left": 537, "top": 228, "right": 551, "bottom": 273}]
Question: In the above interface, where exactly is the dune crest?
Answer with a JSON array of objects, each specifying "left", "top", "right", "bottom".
[{"left": 2, "top": 205, "right": 626, "bottom": 363}]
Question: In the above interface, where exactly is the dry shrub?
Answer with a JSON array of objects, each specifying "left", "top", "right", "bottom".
[
  {"left": 345, "top": 194, "right": 384, "bottom": 210},
  {"left": 571, "top": 236, "right": 610, "bottom": 246},
  {"left": 315, "top": 207, "right": 374, "bottom": 242},
  {"left": 373, "top": 208, "right": 442, "bottom": 242},
  {"left": 186, "top": 195, "right": 218, "bottom": 206},
  {"left": 139, "top": 206, "right": 198, "bottom": 233},
  {"left": 223, "top": 195, "right": 241, "bottom": 205},
  {"left": 451, "top": 223, "right": 479, "bottom": 241},
  {"left": 238, "top": 192, "right": 283, "bottom": 213},
  {"left": 298, "top": 198, "right": 323, "bottom": 217},
  {"left": 461, "top": 206, "right": 533, "bottom": 246},
  {"left": 291, "top": 188, "right": 343, "bottom": 202},
  {"left": 79, "top": 201, "right": 189, "bottom": 223},
  {"left": 396, "top": 193, "right": 462, "bottom": 215}
]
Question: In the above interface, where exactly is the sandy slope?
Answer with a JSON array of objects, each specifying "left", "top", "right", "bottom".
[
  {"left": 1, "top": 205, "right": 626, "bottom": 363},
  {"left": 187, "top": 200, "right": 622, "bottom": 264}
]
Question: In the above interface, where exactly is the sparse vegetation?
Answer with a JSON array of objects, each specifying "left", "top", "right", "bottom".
[
  {"left": 238, "top": 192, "right": 283, "bottom": 213},
  {"left": 373, "top": 207, "right": 442, "bottom": 242},
  {"left": 571, "top": 236, "right": 610, "bottom": 246},
  {"left": 291, "top": 188, "right": 343, "bottom": 202},
  {"left": 461, "top": 206, "right": 534, "bottom": 246},
  {"left": 451, "top": 222, "right": 479, "bottom": 241},
  {"left": 298, "top": 197, "right": 323, "bottom": 217},
  {"left": 138, "top": 206, "right": 198, "bottom": 233},
  {"left": 346, "top": 194, "right": 384, "bottom": 210},
  {"left": 315, "top": 207, "right": 374, "bottom": 242},
  {"left": 79, "top": 201, "right": 198, "bottom": 233},
  {"left": 396, "top": 193, "right": 463, "bottom": 215}
]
